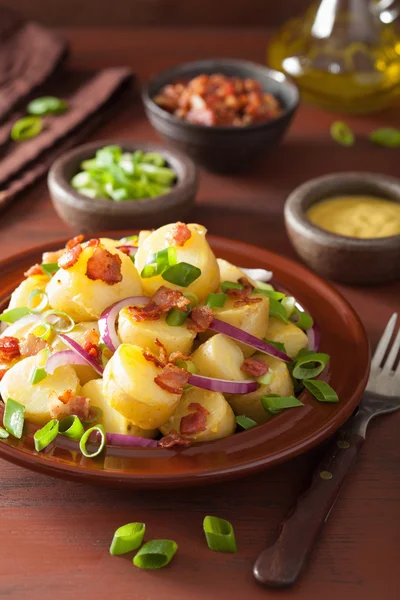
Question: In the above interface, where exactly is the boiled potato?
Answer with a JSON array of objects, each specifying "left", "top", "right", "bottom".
[
  {"left": 118, "top": 307, "right": 196, "bottom": 356},
  {"left": 8, "top": 274, "right": 49, "bottom": 310},
  {"left": 46, "top": 238, "right": 142, "bottom": 322},
  {"left": 265, "top": 318, "right": 308, "bottom": 359},
  {"left": 207, "top": 294, "right": 269, "bottom": 358},
  {"left": 51, "top": 321, "right": 101, "bottom": 385},
  {"left": 217, "top": 259, "right": 257, "bottom": 287},
  {"left": 191, "top": 334, "right": 245, "bottom": 380},
  {"left": 160, "top": 387, "right": 236, "bottom": 442},
  {"left": 228, "top": 354, "right": 294, "bottom": 424},
  {"left": 81, "top": 379, "right": 157, "bottom": 438},
  {"left": 135, "top": 223, "right": 220, "bottom": 302},
  {"left": 138, "top": 230, "right": 152, "bottom": 246},
  {"left": 0, "top": 355, "right": 80, "bottom": 425},
  {"left": 103, "top": 344, "right": 181, "bottom": 429}
]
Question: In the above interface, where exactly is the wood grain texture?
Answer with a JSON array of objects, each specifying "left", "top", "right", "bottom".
[{"left": 0, "top": 27, "right": 399, "bottom": 600}]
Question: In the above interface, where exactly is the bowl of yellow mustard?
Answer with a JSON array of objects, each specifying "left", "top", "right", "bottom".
[{"left": 284, "top": 172, "right": 400, "bottom": 284}]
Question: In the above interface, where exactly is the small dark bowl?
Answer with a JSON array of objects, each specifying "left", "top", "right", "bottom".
[
  {"left": 142, "top": 59, "right": 299, "bottom": 173},
  {"left": 285, "top": 172, "right": 400, "bottom": 285},
  {"left": 48, "top": 140, "right": 198, "bottom": 234}
]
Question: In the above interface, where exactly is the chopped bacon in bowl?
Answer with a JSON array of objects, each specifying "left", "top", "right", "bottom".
[{"left": 153, "top": 73, "right": 282, "bottom": 127}]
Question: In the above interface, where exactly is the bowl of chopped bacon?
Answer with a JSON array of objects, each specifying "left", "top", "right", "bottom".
[{"left": 142, "top": 59, "right": 299, "bottom": 173}]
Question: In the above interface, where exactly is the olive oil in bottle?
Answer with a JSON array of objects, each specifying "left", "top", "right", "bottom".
[{"left": 268, "top": 0, "right": 400, "bottom": 113}]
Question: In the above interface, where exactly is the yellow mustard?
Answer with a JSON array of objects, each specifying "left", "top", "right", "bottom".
[{"left": 307, "top": 196, "right": 400, "bottom": 239}]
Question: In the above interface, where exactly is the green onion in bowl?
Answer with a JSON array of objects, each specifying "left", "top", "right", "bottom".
[{"left": 71, "top": 145, "right": 177, "bottom": 201}]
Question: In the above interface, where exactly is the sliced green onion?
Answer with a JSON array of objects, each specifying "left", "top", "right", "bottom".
[
  {"left": 58, "top": 415, "right": 85, "bottom": 439},
  {"left": 27, "top": 289, "right": 49, "bottom": 313},
  {"left": 142, "top": 152, "right": 165, "bottom": 167},
  {"left": 369, "top": 127, "right": 400, "bottom": 148},
  {"left": 281, "top": 296, "right": 296, "bottom": 318},
  {"left": 292, "top": 351, "right": 330, "bottom": 379},
  {"left": 29, "top": 366, "right": 47, "bottom": 385},
  {"left": 264, "top": 339, "right": 287, "bottom": 354},
  {"left": 257, "top": 371, "right": 273, "bottom": 385},
  {"left": 0, "top": 306, "right": 31, "bottom": 323},
  {"left": 255, "top": 288, "right": 285, "bottom": 301},
  {"left": 184, "top": 292, "right": 198, "bottom": 307},
  {"left": 0, "top": 426, "right": 9, "bottom": 439},
  {"left": 203, "top": 516, "right": 237, "bottom": 553},
  {"left": 206, "top": 293, "right": 227, "bottom": 308},
  {"left": 11, "top": 116, "right": 43, "bottom": 141},
  {"left": 166, "top": 308, "right": 188, "bottom": 326},
  {"left": 141, "top": 264, "right": 158, "bottom": 278},
  {"left": 79, "top": 424, "right": 106, "bottom": 458},
  {"left": 330, "top": 121, "right": 354, "bottom": 146},
  {"left": 34, "top": 419, "right": 59, "bottom": 452},
  {"left": 162, "top": 262, "right": 201, "bottom": 287},
  {"left": 261, "top": 394, "right": 304, "bottom": 413},
  {"left": 110, "top": 522, "right": 146, "bottom": 556},
  {"left": 156, "top": 247, "right": 177, "bottom": 272},
  {"left": 175, "top": 359, "right": 197, "bottom": 374},
  {"left": 42, "top": 309, "right": 75, "bottom": 333},
  {"left": 32, "top": 323, "right": 53, "bottom": 342},
  {"left": 221, "top": 281, "right": 243, "bottom": 293},
  {"left": 81, "top": 407, "right": 103, "bottom": 426},
  {"left": 27, "top": 96, "right": 68, "bottom": 116},
  {"left": 3, "top": 398, "right": 25, "bottom": 439},
  {"left": 236, "top": 415, "right": 257, "bottom": 430},
  {"left": 40, "top": 263, "right": 59, "bottom": 278},
  {"left": 303, "top": 379, "right": 338, "bottom": 402},
  {"left": 269, "top": 298, "right": 288, "bottom": 323},
  {"left": 254, "top": 281, "right": 274, "bottom": 291},
  {"left": 133, "top": 540, "right": 178, "bottom": 569},
  {"left": 291, "top": 307, "right": 313, "bottom": 331},
  {"left": 119, "top": 234, "right": 139, "bottom": 245}
]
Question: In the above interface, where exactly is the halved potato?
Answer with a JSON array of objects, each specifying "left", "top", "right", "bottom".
[
  {"left": 46, "top": 238, "right": 142, "bottom": 322},
  {"left": 217, "top": 259, "right": 257, "bottom": 287},
  {"left": 103, "top": 343, "right": 181, "bottom": 429},
  {"left": 0, "top": 356, "right": 80, "bottom": 425},
  {"left": 8, "top": 274, "right": 49, "bottom": 311},
  {"left": 81, "top": 379, "right": 157, "bottom": 438},
  {"left": 160, "top": 387, "right": 236, "bottom": 442},
  {"left": 191, "top": 334, "right": 245, "bottom": 380},
  {"left": 228, "top": 353, "right": 294, "bottom": 424},
  {"left": 118, "top": 307, "right": 196, "bottom": 356},
  {"left": 135, "top": 223, "right": 220, "bottom": 302},
  {"left": 265, "top": 318, "right": 308, "bottom": 359}
]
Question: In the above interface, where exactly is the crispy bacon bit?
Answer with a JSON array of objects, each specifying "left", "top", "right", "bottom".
[
  {"left": 142, "top": 349, "right": 165, "bottom": 369},
  {"left": 86, "top": 246, "right": 122, "bottom": 284},
  {"left": 85, "top": 238, "right": 100, "bottom": 248},
  {"left": 155, "top": 338, "right": 168, "bottom": 365},
  {"left": 238, "top": 276, "right": 254, "bottom": 290},
  {"left": 0, "top": 368, "right": 8, "bottom": 381},
  {"left": 226, "top": 277, "right": 262, "bottom": 307},
  {"left": 24, "top": 263, "right": 44, "bottom": 277},
  {"left": 187, "top": 306, "right": 213, "bottom": 333},
  {"left": 118, "top": 246, "right": 131, "bottom": 255},
  {"left": 66, "top": 235, "right": 84, "bottom": 250},
  {"left": 241, "top": 357, "right": 269, "bottom": 377},
  {"left": 166, "top": 222, "right": 192, "bottom": 247},
  {"left": 42, "top": 250, "right": 64, "bottom": 264},
  {"left": 154, "top": 363, "right": 190, "bottom": 394},
  {"left": 49, "top": 390, "right": 91, "bottom": 421},
  {"left": 169, "top": 351, "right": 191, "bottom": 364},
  {"left": 180, "top": 402, "right": 209, "bottom": 435},
  {"left": 58, "top": 244, "right": 82, "bottom": 269},
  {"left": 129, "top": 286, "right": 190, "bottom": 322},
  {"left": 233, "top": 297, "right": 262, "bottom": 308},
  {"left": 158, "top": 430, "right": 191, "bottom": 448},
  {"left": 0, "top": 337, "right": 21, "bottom": 363},
  {"left": 19, "top": 334, "right": 47, "bottom": 357},
  {"left": 82, "top": 329, "right": 101, "bottom": 361}
]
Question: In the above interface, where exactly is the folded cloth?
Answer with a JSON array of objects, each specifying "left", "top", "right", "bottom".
[
  {"left": 0, "top": 7, "right": 68, "bottom": 121},
  {"left": 0, "top": 67, "right": 133, "bottom": 213}
]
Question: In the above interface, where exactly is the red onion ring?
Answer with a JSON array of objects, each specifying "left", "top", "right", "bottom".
[
  {"left": 306, "top": 323, "right": 321, "bottom": 352},
  {"left": 98, "top": 296, "right": 149, "bottom": 352},
  {"left": 209, "top": 318, "right": 292, "bottom": 363},
  {"left": 116, "top": 245, "right": 138, "bottom": 257},
  {"left": 58, "top": 334, "right": 104, "bottom": 375},
  {"left": 45, "top": 350, "right": 92, "bottom": 375},
  {"left": 105, "top": 433, "right": 158, "bottom": 448},
  {"left": 189, "top": 373, "right": 258, "bottom": 394}
]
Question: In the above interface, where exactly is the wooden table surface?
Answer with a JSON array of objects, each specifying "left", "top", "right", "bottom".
[{"left": 0, "top": 28, "right": 399, "bottom": 600}]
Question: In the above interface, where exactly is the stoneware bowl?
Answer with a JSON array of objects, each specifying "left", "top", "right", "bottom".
[
  {"left": 48, "top": 140, "right": 198, "bottom": 233},
  {"left": 142, "top": 59, "right": 299, "bottom": 173},
  {"left": 285, "top": 172, "right": 400, "bottom": 285}
]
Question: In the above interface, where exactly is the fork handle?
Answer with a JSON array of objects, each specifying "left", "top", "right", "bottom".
[{"left": 253, "top": 432, "right": 364, "bottom": 588}]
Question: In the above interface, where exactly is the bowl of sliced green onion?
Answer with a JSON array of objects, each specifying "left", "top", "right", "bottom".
[{"left": 48, "top": 141, "right": 198, "bottom": 233}]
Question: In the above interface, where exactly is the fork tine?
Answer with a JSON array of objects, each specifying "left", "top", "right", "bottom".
[
  {"left": 371, "top": 313, "right": 398, "bottom": 369},
  {"left": 382, "top": 326, "right": 400, "bottom": 374}
]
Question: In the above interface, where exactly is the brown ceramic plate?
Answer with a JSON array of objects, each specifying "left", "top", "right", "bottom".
[{"left": 0, "top": 234, "right": 370, "bottom": 488}]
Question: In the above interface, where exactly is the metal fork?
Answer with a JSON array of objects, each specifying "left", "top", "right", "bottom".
[{"left": 254, "top": 313, "right": 400, "bottom": 588}]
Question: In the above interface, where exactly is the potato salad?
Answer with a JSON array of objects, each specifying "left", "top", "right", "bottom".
[{"left": 0, "top": 222, "right": 337, "bottom": 454}]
